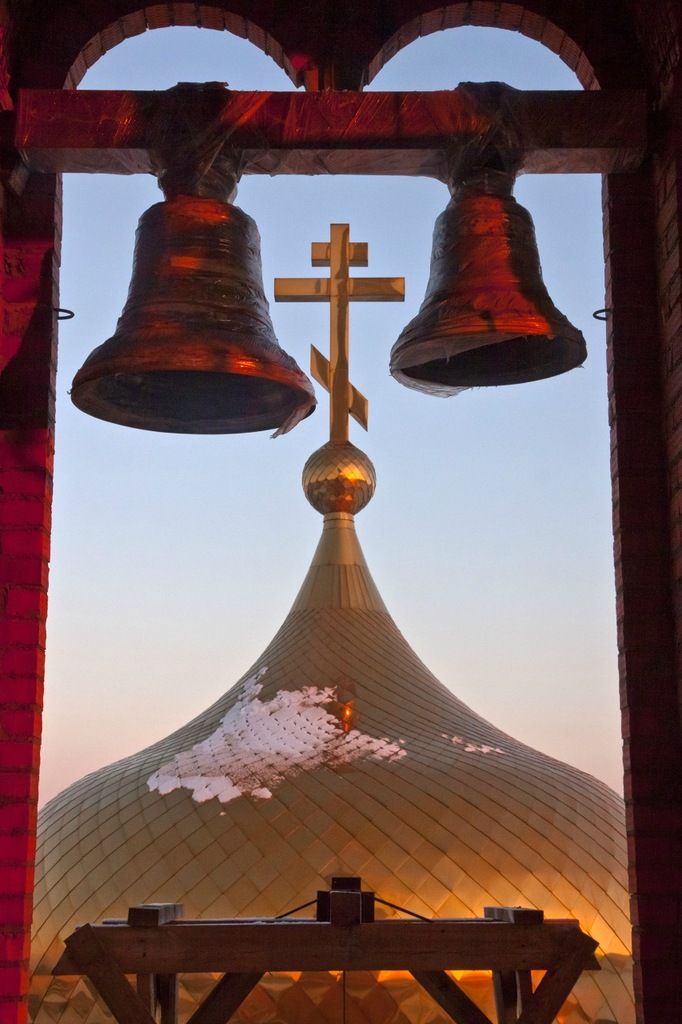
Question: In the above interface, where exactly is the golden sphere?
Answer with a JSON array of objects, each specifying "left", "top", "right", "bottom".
[{"left": 302, "top": 441, "right": 376, "bottom": 515}]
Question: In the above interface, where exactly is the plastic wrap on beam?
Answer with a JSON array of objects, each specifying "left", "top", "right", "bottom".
[{"left": 15, "top": 83, "right": 647, "bottom": 179}]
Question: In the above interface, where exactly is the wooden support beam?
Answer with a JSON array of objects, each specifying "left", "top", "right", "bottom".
[
  {"left": 53, "top": 919, "right": 596, "bottom": 976},
  {"left": 412, "top": 970, "right": 492, "bottom": 1024},
  {"left": 65, "top": 925, "right": 156, "bottom": 1024},
  {"left": 135, "top": 974, "right": 155, "bottom": 1017},
  {"left": 492, "top": 971, "right": 518, "bottom": 1024},
  {"left": 157, "top": 975, "right": 178, "bottom": 1024},
  {"left": 128, "top": 904, "right": 183, "bottom": 927},
  {"left": 186, "top": 973, "right": 263, "bottom": 1024},
  {"left": 13, "top": 85, "right": 647, "bottom": 179},
  {"left": 516, "top": 944, "right": 595, "bottom": 1024},
  {"left": 516, "top": 971, "right": 533, "bottom": 1010}
]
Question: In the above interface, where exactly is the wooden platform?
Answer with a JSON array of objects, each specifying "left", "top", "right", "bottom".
[{"left": 53, "top": 878, "right": 599, "bottom": 1024}]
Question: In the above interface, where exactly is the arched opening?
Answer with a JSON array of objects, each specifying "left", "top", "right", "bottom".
[
  {"left": 367, "top": 4, "right": 599, "bottom": 90},
  {"left": 28, "top": 18, "right": 636, "bottom": 1024},
  {"left": 64, "top": 5, "right": 298, "bottom": 90},
  {"left": 43, "top": 22, "right": 622, "bottom": 807}
]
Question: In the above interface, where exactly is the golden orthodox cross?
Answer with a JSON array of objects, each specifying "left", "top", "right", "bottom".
[{"left": 274, "top": 224, "right": 405, "bottom": 443}]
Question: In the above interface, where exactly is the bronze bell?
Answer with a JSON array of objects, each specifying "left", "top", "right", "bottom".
[
  {"left": 71, "top": 196, "right": 316, "bottom": 434},
  {"left": 390, "top": 168, "right": 587, "bottom": 395}
]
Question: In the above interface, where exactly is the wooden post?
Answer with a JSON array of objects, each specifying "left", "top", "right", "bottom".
[
  {"left": 492, "top": 971, "right": 518, "bottom": 1024},
  {"left": 156, "top": 975, "right": 178, "bottom": 1024},
  {"left": 135, "top": 975, "right": 155, "bottom": 1017},
  {"left": 484, "top": 908, "right": 543, "bottom": 1022}
]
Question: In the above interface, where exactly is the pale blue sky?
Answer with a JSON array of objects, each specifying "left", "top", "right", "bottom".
[{"left": 40, "top": 25, "right": 621, "bottom": 804}]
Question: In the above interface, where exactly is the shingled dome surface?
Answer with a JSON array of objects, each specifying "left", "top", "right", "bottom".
[{"left": 30, "top": 446, "right": 633, "bottom": 1024}]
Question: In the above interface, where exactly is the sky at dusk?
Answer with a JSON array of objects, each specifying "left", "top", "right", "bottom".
[{"left": 39, "top": 24, "right": 622, "bottom": 805}]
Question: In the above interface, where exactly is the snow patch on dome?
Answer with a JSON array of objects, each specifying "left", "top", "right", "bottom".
[
  {"left": 147, "top": 668, "right": 406, "bottom": 805},
  {"left": 449, "top": 734, "right": 505, "bottom": 754}
]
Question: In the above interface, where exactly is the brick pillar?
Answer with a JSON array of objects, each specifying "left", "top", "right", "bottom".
[
  {"left": 0, "top": 172, "right": 59, "bottom": 1024},
  {"left": 605, "top": 160, "right": 682, "bottom": 1022},
  {"left": 649, "top": 71, "right": 682, "bottom": 1024}
]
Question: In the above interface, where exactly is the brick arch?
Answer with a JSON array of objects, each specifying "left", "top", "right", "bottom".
[
  {"left": 12, "top": 0, "right": 647, "bottom": 93},
  {"left": 65, "top": 5, "right": 296, "bottom": 90},
  {"left": 13, "top": 2, "right": 298, "bottom": 91},
  {"left": 365, "top": 1, "right": 646, "bottom": 92}
]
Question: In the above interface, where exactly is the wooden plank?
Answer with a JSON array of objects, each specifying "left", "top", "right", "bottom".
[
  {"left": 187, "top": 973, "right": 262, "bottom": 1024},
  {"left": 413, "top": 970, "right": 492, "bottom": 1024},
  {"left": 54, "top": 920, "right": 589, "bottom": 976},
  {"left": 492, "top": 971, "right": 517, "bottom": 1024},
  {"left": 483, "top": 912, "right": 598, "bottom": 971},
  {"left": 65, "top": 925, "right": 156, "bottom": 1024},
  {"left": 15, "top": 86, "right": 647, "bottom": 178}
]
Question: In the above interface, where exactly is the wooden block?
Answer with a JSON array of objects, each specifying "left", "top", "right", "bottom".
[
  {"left": 331, "top": 877, "right": 362, "bottom": 891},
  {"left": 361, "top": 892, "right": 375, "bottom": 923},
  {"left": 316, "top": 891, "right": 330, "bottom": 922},
  {"left": 127, "top": 904, "right": 184, "bottom": 927},
  {"left": 329, "top": 890, "right": 362, "bottom": 926},
  {"left": 484, "top": 907, "right": 544, "bottom": 925}
]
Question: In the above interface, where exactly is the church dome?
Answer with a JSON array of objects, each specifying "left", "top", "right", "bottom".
[{"left": 29, "top": 442, "right": 633, "bottom": 1024}]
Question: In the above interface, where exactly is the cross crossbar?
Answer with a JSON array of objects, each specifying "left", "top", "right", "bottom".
[{"left": 275, "top": 224, "right": 404, "bottom": 443}]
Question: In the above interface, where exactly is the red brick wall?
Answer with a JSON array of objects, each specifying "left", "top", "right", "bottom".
[
  {"left": 604, "top": 162, "right": 682, "bottom": 1022},
  {"left": 0, "top": 168, "right": 59, "bottom": 1024}
]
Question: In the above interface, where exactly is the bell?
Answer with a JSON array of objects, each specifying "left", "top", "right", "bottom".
[
  {"left": 71, "top": 196, "right": 316, "bottom": 433},
  {"left": 390, "top": 169, "right": 586, "bottom": 395}
]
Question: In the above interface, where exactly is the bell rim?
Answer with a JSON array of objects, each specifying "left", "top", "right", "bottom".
[
  {"left": 70, "top": 369, "right": 316, "bottom": 434},
  {"left": 390, "top": 329, "right": 587, "bottom": 394}
]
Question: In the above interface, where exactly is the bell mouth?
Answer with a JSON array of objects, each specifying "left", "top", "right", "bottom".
[
  {"left": 71, "top": 370, "right": 315, "bottom": 434},
  {"left": 391, "top": 331, "right": 587, "bottom": 396}
]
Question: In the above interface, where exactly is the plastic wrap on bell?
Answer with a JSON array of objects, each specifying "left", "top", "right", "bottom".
[
  {"left": 390, "top": 166, "right": 587, "bottom": 396},
  {"left": 71, "top": 194, "right": 316, "bottom": 434}
]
